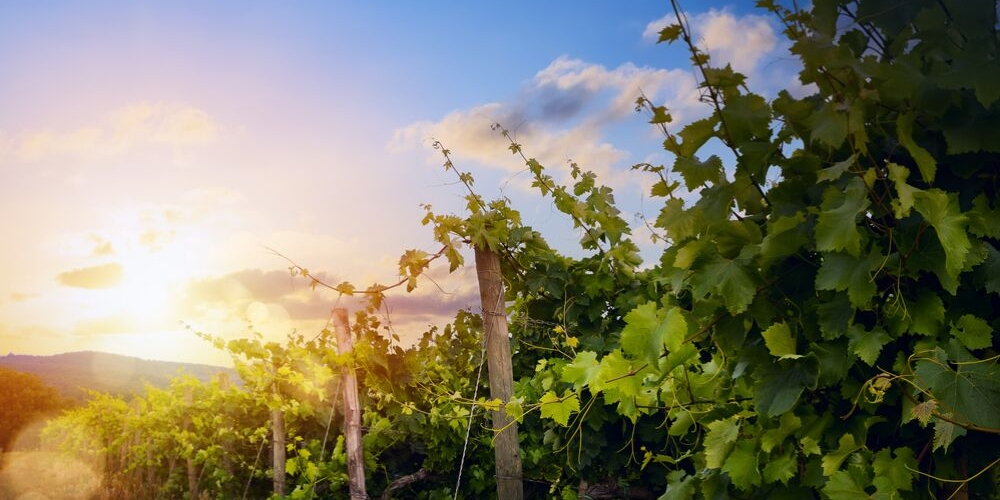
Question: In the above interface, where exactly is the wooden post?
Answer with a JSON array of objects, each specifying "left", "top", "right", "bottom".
[
  {"left": 334, "top": 308, "right": 368, "bottom": 499},
  {"left": 474, "top": 246, "right": 523, "bottom": 500},
  {"left": 272, "top": 408, "right": 286, "bottom": 497}
]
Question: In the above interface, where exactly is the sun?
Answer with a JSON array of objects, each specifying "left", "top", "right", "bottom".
[{"left": 69, "top": 228, "right": 217, "bottom": 362}]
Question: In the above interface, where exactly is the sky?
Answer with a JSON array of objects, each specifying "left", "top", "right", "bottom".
[{"left": 0, "top": 1, "right": 806, "bottom": 367}]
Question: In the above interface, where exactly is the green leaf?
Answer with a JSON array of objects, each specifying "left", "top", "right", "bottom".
[
  {"left": 815, "top": 178, "right": 870, "bottom": 257},
  {"left": 704, "top": 416, "right": 741, "bottom": 469},
  {"left": 620, "top": 302, "right": 660, "bottom": 362},
  {"left": 561, "top": 351, "right": 602, "bottom": 391},
  {"left": 675, "top": 155, "right": 724, "bottom": 190},
  {"left": 932, "top": 416, "right": 967, "bottom": 451},
  {"left": 660, "top": 470, "right": 696, "bottom": 500},
  {"left": 872, "top": 447, "right": 916, "bottom": 496},
  {"left": 914, "top": 352, "right": 1000, "bottom": 429},
  {"left": 816, "top": 154, "right": 855, "bottom": 183},
  {"left": 978, "top": 243, "right": 1000, "bottom": 294},
  {"left": 762, "top": 449, "right": 797, "bottom": 485},
  {"left": 505, "top": 397, "right": 524, "bottom": 423},
  {"left": 722, "top": 440, "right": 762, "bottom": 491},
  {"left": 657, "top": 24, "right": 683, "bottom": 43},
  {"left": 761, "top": 412, "right": 802, "bottom": 453},
  {"left": 694, "top": 256, "right": 757, "bottom": 314},
  {"left": 599, "top": 349, "right": 646, "bottom": 402},
  {"left": 968, "top": 194, "right": 1000, "bottom": 239},
  {"left": 909, "top": 291, "right": 945, "bottom": 336},
  {"left": 759, "top": 212, "right": 808, "bottom": 269},
  {"left": 896, "top": 112, "right": 936, "bottom": 183},
  {"left": 821, "top": 433, "right": 861, "bottom": 476},
  {"left": 538, "top": 390, "right": 580, "bottom": 427},
  {"left": 823, "top": 470, "right": 871, "bottom": 500},
  {"left": 657, "top": 198, "right": 703, "bottom": 241},
  {"left": 951, "top": 315, "right": 993, "bottom": 351},
  {"left": 847, "top": 324, "right": 890, "bottom": 365},
  {"left": 762, "top": 322, "right": 800, "bottom": 359},
  {"left": 677, "top": 117, "right": 719, "bottom": 157},
  {"left": 815, "top": 250, "right": 881, "bottom": 309},
  {"left": 913, "top": 189, "right": 971, "bottom": 283},
  {"left": 620, "top": 303, "right": 689, "bottom": 365},
  {"left": 720, "top": 93, "right": 772, "bottom": 143},
  {"left": 911, "top": 399, "right": 937, "bottom": 425},
  {"left": 806, "top": 102, "right": 848, "bottom": 148},
  {"left": 817, "top": 293, "right": 854, "bottom": 340},
  {"left": 886, "top": 163, "right": 917, "bottom": 218},
  {"left": 753, "top": 356, "right": 820, "bottom": 416}
]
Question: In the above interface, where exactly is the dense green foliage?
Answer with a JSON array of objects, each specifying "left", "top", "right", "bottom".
[
  {"left": 0, "top": 366, "right": 66, "bottom": 452},
  {"left": 33, "top": 0, "right": 1000, "bottom": 499}
]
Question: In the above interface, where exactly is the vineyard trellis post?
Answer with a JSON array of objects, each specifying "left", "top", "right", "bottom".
[
  {"left": 334, "top": 307, "right": 368, "bottom": 499},
  {"left": 474, "top": 246, "right": 524, "bottom": 500}
]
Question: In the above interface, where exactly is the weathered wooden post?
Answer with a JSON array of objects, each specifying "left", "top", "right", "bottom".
[
  {"left": 334, "top": 307, "right": 368, "bottom": 499},
  {"left": 474, "top": 246, "right": 523, "bottom": 500}
]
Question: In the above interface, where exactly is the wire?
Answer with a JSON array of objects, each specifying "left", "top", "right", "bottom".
[{"left": 453, "top": 311, "right": 489, "bottom": 500}]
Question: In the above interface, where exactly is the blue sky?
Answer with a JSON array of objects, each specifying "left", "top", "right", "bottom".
[{"left": 0, "top": 1, "right": 805, "bottom": 365}]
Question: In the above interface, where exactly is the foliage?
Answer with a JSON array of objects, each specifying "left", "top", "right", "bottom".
[
  {"left": 417, "top": 0, "right": 1000, "bottom": 498},
  {"left": 0, "top": 366, "right": 67, "bottom": 452},
  {"left": 36, "top": 0, "right": 1000, "bottom": 499}
]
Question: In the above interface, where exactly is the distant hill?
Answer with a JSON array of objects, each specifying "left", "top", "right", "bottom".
[{"left": 0, "top": 351, "right": 236, "bottom": 402}]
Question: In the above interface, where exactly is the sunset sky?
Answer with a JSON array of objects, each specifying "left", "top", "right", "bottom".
[{"left": 0, "top": 1, "right": 806, "bottom": 366}]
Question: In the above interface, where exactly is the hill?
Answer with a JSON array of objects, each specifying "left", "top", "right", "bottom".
[{"left": 0, "top": 351, "right": 235, "bottom": 402}]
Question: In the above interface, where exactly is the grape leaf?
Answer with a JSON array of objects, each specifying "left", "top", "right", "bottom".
[
  {"left": 720, "top": 93, "right": 771, "bottom": 143},
  {"left": 538, "top": 390, "right": 579, "bottom": 427},
  {"left": 872, "top": 447, "right": 916, "bottom": 496},
  {"left": 753, "top": 356, "right": 819, "bottom": 416},
  {"left": 896, "top": 112, "right": 936, "bottom": 183},
  {"left": 821, "top": 433, "right": 861, "bottom": 476},
  {"left": 977, "top": 243, "right": 1000, "bottom": 294},
  {"left": 759, "top": 212, "right": 808, "bottom": 269},
  {"left": 722, "top": 440, "right": 762, "bottom": 491},
  {"left": 677, "top": 117, "right": 719, "bottom": 157},
  {"left": 887, "top": 162, "right": 917, "bottom": 218},
  {"left": 932, "top": 416, "right": 967, "bottom": 451},
  {"left": 914, "top": 352, "right": 1000, "bottom": 429},
  {"left": 599, "top": 349, "right": 646, "bottom": 400},
  {"left": 816, "top": 154, "right": 855, "bottom": 183},
  {"left": 913, "top": 189, "right": 971, "bottom": 282},
  {"left": 807, "top": 102, "right": 848, "bottom": 148},
  {"left": 704, "top": 416, "right": 740, "bottom": 469},
  {"left": 660, "top": 470, "right": 696, "bottom": 500},
  {"left": 815, "top": 178, "right": 870, "bottom": 257},
  {"left": 909, "top": 291, "right": 945, "bottom": 336},
  {"left": 968, "top": 194, "right": 1000, "bottom": 239},
  {"left": 693, "top": 256, "right": 757, "bottom": 314},
  {"left": 762, "top": 449, "right": 797, "bottom": 485},
  {"left": 762, "top": 322, "right": 800, "bottom": 359},
  {"left": 910, "top": 399, "right": 937, "bottom": 425},
  {"left": 823, "top": 470, "right": 871, "bottom": 500},
  {"left": 846, "top": 324, "right": 890, "bottom": 365},
  {"left": 950, "top": 314, "right": 993, "bottom": 351},
  {"left": 675, "top": 155, "right": 724, "bottom": 190},
  {"left": 561, "top": 351, "right": 602, "bottom": 391},
  {"left": 620, "top": 302, "right": 660, "bottom": 362},
  {"left": 761, "top": 412, "right": 802, "bottom": 452},
  {"left": 620, "top": 303, "right": 689, "bottom": 365},
  {"left": 815, "top": 250, "right": 881, "bottom": 308}
]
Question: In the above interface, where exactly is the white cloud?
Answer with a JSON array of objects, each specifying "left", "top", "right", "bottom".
[
  {"left": 390, "top": 57, "right": 702, "bottom": 191},
  {"left": 1, "top": 102, "right": 221, "bottom": 161},
  {"left": 644, "top": 9, "right": 783, "bottom": 79}
]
